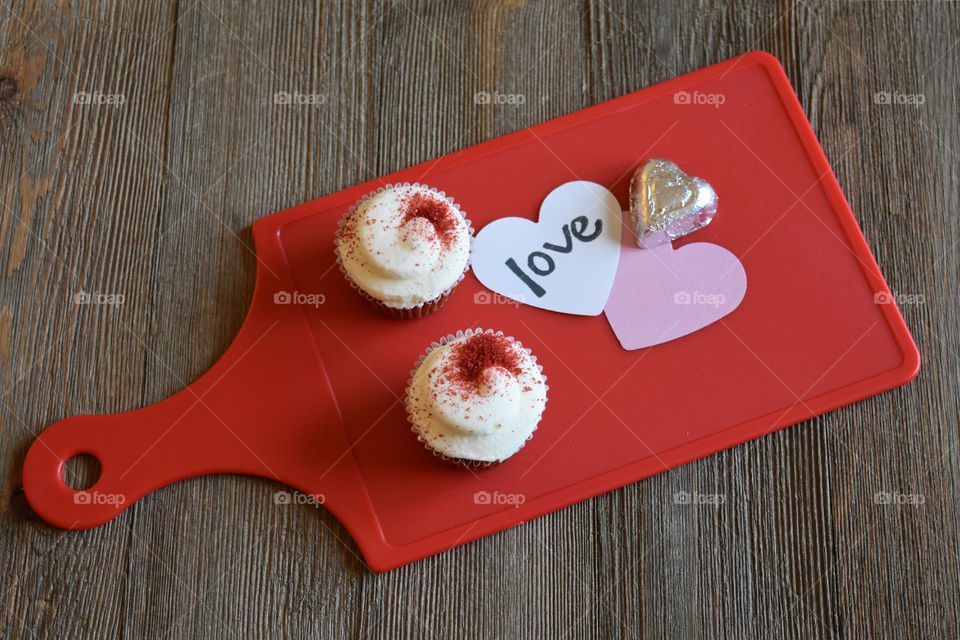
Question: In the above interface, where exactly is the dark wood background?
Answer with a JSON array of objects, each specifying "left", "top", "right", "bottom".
[{"left": 1, "top": 1, "right": 957, "bottom": 637}]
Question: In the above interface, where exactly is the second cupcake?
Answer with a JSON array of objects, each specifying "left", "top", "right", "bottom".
[
  {"left": 406, "top": 329, "right": 548, "bottom": 469},
  {"left": 335, "top": 183, "right": 472, "bottom": 318}
]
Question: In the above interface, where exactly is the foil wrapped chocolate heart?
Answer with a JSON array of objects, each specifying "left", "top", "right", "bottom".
[{"left": 629, "top": 159, "right": 718, "bottom": 249}]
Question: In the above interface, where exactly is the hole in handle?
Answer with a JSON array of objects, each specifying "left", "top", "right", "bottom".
[{"left": 62, "top": 453, "right": 101, "bottom": 491}]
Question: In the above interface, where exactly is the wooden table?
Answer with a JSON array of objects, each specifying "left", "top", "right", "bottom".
[{"left": 1, "top": 1, "right": 957, "bottom": 637}]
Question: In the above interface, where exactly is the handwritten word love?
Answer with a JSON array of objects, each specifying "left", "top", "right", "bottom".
[{"left": 504, "top": 216, "right": 602, "bottom": 297}]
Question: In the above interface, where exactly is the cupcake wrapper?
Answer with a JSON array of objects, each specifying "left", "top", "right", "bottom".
[
  {"left": 334, "top": 182, "right": 475, "bottom": 319},
  {"left": 404, "top": 328, "right": 550, "bottom": 470}
]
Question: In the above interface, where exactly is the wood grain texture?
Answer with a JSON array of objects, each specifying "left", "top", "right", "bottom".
[{"left": 1, "top": 0, "right": 957, "bottom": 638}]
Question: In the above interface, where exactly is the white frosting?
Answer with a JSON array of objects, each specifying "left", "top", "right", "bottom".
[
  {"left": 407, "top": 333, "right": 547, "bottom": 463},
  {"left": 337, "top": 186, "right": 471, "bottom": 308}
]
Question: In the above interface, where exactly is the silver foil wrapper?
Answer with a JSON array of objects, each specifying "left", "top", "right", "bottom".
[{"left": 629, "top": 158, "right": 718, "bottom": 249}]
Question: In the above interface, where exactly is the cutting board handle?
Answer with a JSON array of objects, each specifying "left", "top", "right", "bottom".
[
  {"left": 21, "top": 292, "right": 345, "bottom": 529},
  {"left": 21, "top": 397, "right": 243, "bottom": 529}
]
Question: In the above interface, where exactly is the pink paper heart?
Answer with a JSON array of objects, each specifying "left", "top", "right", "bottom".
[{"left": 604, "top": 242, "right": 747, "bottom": 350}]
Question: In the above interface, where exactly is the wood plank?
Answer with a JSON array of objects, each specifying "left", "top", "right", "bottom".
[
  {"left": 1, "top": 0, "right": 957, "bottom": 638},
  {"left": 0, "top": 1, "right": 179, "bottom": 638}
]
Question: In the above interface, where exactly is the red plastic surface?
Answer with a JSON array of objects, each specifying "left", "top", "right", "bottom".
[{"left": 23, "top": 52, "right": 919, "bottom": 571}]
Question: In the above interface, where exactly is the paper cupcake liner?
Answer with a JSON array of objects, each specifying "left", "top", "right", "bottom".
[
  {"left": 404, "top": 328, "right": 549, "bottom": 470},
  {"left": 334, "top": 182, "right": 475, "bottom": 319}
]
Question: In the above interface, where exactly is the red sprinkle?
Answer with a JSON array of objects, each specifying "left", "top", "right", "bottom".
[
  {"left": 449, "top": 333, "right": 523, "bottom": 386},
  {"left": 402, "top": 192, "right": 458, "bottom": 247}
]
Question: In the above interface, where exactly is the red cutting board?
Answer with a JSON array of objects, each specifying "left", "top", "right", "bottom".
[{"left": 23, "top": 52, "right": 919, "bottom": 572}]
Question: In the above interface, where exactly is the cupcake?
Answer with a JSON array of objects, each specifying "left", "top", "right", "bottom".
[
  {"left": 335, "top": 183, "right": 472, "bottom": 318},
  {"left": 405, "top": 329, "right": 548, "bottom": 469}
]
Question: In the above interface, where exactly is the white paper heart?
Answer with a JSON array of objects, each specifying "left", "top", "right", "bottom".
[{"left": 472, "top": 181, "right": 622, "bottom": 316}]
